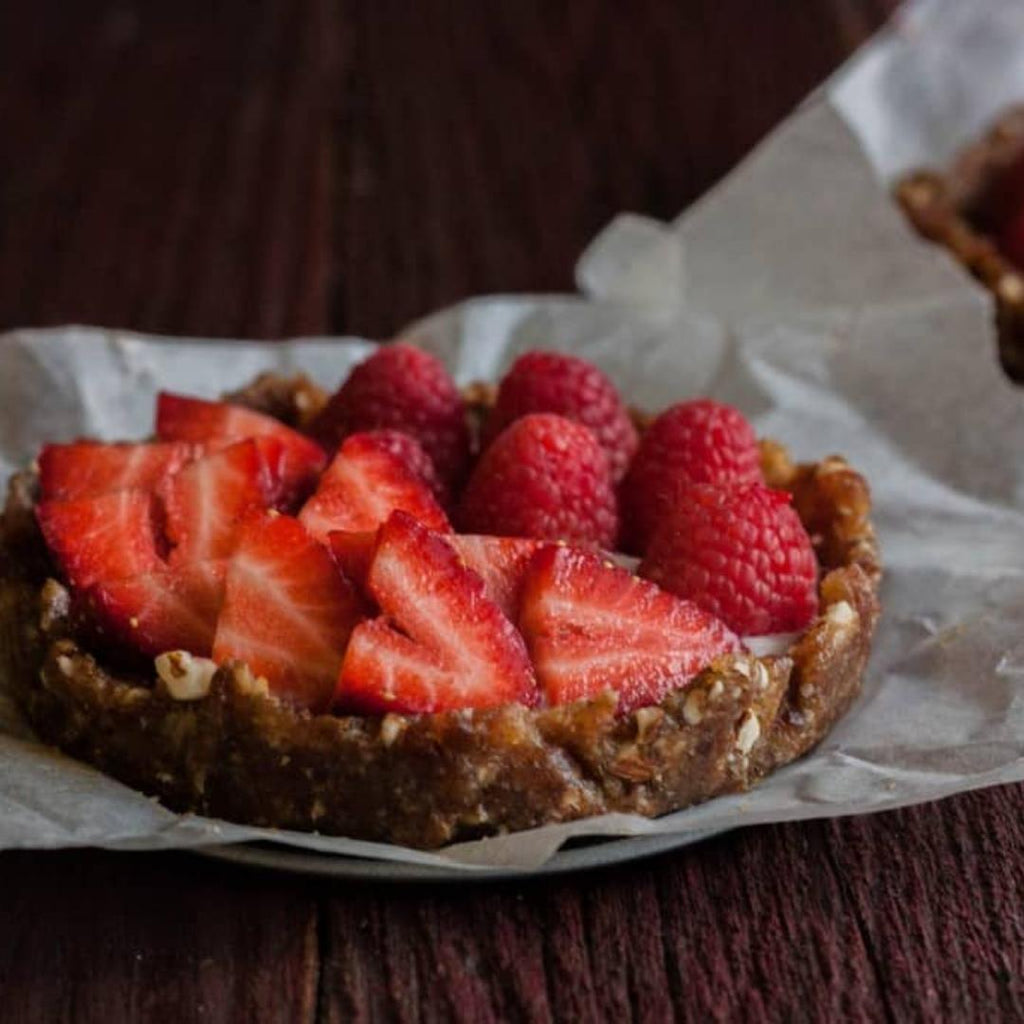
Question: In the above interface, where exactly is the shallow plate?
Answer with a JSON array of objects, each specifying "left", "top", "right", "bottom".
[{"left": 194, "top": 828, "right": 728, "bottom": 883}]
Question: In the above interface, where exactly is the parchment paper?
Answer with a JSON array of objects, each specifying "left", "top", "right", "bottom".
[{"left": 3, "top": 0, "right": 1024, "bottom": 872}]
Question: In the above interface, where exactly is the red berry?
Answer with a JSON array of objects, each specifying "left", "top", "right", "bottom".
[
  {"left": 325, "top": 529, "right": 376, "bottom": 591},
  {"left": 36, "top": 491, "right": 163, "bottom": 590},
  {"left": 156, "top": 392, "right": 325, "bottom": 507},
  {"left": 621, "top": 399, "right": 762, "bottom": 553},
  {"left": 84, "top": 560, "right": 227, "bottom": 658},
  {"left": 639, "top": 483, "right": 818, "bottom": 635},
  {"left": 324, "top": 531, "right": 542, "bottom": 621},
  {"left": 309, "top": 344, "right": 470, "bottom": 490},
  {"left": 483, "top": 351, "right": 638, "bottom": 482},
  {"left": 39, "top": 441, "right": 194, "bottom": 502},
  {"left": 213, "top": 513, "right": 365, "bottom": 710},
  {"left": 160, "top": 440, "right": 274, "bottom": 564},
  {"left": 298, "top": 432, "right": 450, "bottom": 543},
  {"left": 448, "top": 535, "right": 544, "bottom": 620},
  {"left": 519, "top": 545, "right": 740, "bottom": 711},
  {"left": 458, "top": 414, "right": 618, "bottom": 548},
  {"left": 336, "top": 512, "right": 537, "bottom": 714},
  {"left": 357, "top": 429, "right": 449, "bottom": 507}
]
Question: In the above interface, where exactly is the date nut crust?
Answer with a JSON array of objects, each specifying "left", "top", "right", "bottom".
[
  {"left": 0, "top": 380, "right": 880, "bottom": 849},
  {"left": 896, "top": 105, "right": 1024, "bottom": 381}
]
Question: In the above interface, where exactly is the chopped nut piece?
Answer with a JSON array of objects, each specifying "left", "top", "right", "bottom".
[
  {"left": 39, "top": 580, "right": 70, "bottom": 632},
  {"left": 999, "top": 274, "right": 1024, "bottom": 303},
  {"left": 155, "top": 651, "right": 218, "bottom": 701},
  {"left": 736, "top": 712, "right": 761, "bottom": 755},
  {"left": 827, "top": 600, "right": 858, "bottom": 628},
  {"left": 732, "top": 660, "right": 752, "bottom": 681},
  {"left": 816, "top": 457, "right": 849, "bottom": 477},
  {"left": 634, "top": 706, "right": 665, "bottom": 741},
  {"left": 683, "top": 690, "right": 705, "bottom": 726},
  {"left": 380, "top": 714, "right": 406, "bottom": 747},
  {"left": 751, "top": 661, "right": 770, "bottom": 691},
  {"left": 901, "top": 181, "right": 933, "bottom": 208}
]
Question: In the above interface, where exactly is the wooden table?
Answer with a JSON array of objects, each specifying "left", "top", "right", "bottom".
[{"left": 3, "top": 2, "right": 1023, "bottom": 1020}]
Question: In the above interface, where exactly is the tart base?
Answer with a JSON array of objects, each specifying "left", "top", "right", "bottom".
[
  {"left": 896, "top": 105, "right": 1024, "bottom": 382},
  {"left": 0, "top": 387, "right": 880, "bottom": 850}
]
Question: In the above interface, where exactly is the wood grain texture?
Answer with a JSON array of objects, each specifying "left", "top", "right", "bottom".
[
  {"left": 6, "top": 1, "right": 1024, "bottom": 1022},
  {"left": 0, "top": 850, "right": 320, "bottom": 1023},
  {"left": 0, "top": 0, "right": 342, "bottom": 339},
  {"left": 332, "top": 0, "right": 895, "bottom": 335}
]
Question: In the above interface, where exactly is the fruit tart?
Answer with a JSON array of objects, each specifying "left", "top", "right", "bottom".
[
  {"left": 0, "top": 345, "right": 880, "bottom": 849},
  {"left": 897, "top": 105, "right": 1024, "bottom": 381}
]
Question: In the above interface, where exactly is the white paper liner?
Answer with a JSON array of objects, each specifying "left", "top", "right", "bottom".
[{"left": 2, "top": 0, "right": 1024, "bottom": 871}]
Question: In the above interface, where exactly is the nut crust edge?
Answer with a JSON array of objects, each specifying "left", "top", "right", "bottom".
[{"left": 895, "top": 104, "right": 1024, "bottom": 381}]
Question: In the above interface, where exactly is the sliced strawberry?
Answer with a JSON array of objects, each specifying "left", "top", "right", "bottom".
[
  {"left": 518, "top": 546, "right": 741, "bottom": 712},
  {"left": 325, "top": 532, "right": 542, "bottom": 617},
  {"left": 340, "top": 617, "right": 454, "bottom": 715},
  {"left": 326, "top": 529, "right": 376, "bottom": 590},
  {"left": 159, "top": 440, "right": 272, "bottom": 563},
  {"left": 156, "top": 392, "right": 325, "bottom": 505},
  {"left": 336, "top": 511, "right": 536, "bottom": 714},
  {"left": 39, "top": 441, "right": 194, "bottom": 502},
  {"left": 447, "top": 535, "right": 544, "bottom": 620},
  {"left": 36, "top": 490, "right": 163, "bottom": 590},
  {"left": 212, "top": 513, "right": 364, "bottom": 710},
  {"left": 356, "top": 429, "right": 451, "bottom": 509},
  {"left": 84, "top": 560, "right": 226, "bottom": 657},
  {"left": 299, "top": 432, "right": 450, "bottom": 544},
  {"left": 324, "top": 529, "right": 545, "bottom": 617}
]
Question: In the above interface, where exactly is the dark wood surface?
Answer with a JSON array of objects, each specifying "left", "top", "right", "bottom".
[{"left": 3, "top": 2, "right": 1022, "bottom": 1021}]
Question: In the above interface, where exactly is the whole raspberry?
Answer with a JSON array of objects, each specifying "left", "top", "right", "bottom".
[
  {"left": 482, "top": 351, "right": 638, "bottom": 483},
  {"left": 639, "top": 483, "right": 818, "bottom": 635},
  {"left": 358, "top": 429, "right": 450, "bottom": 508},
  {"left": 458, "top": 413, "right": 618, "bottom": 547},
  {"left": 310, "top": 343, "right": 470, "bottom": 490},
  {"left": 621, "top": 398, "right": 762, "bottom": 553}
]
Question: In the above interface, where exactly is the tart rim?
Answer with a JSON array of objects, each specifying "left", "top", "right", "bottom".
[{"left": 895, "top": 103, "right": 1024, "bottom": 381}]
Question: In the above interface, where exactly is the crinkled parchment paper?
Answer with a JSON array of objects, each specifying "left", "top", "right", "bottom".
[{"left": 2, "top": 0, "right": 1024, "bottom": 872}]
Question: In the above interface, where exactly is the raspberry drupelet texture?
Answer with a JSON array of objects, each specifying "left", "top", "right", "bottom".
[
  {"left": 356, "top": 428, "right": 450, "bottom": 508},
  {"left": 639, "top": 482, "right": 819, "bottom": 635},
  {"left": 482, "top": 351, "right": 639, "bottom": 483},
  {"left": 621, "top": 398, "right": 762, "bottom": 553},
  {"left": 309, "top": 343, "right": 471, "bottom": 490},
  {"left": 458, "top": 413, "right": 619, "bottom": 548}
]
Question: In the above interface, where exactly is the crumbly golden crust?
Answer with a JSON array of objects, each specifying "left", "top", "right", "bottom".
[
  {"left": 896, "top": 105, "right": 1024, "bottom": 381},
  {"left": 0, "top": 381, "right": 881, "bottom": 849},
  {"left": 224, "top": 371, "right": 329, "bottom": 429}
]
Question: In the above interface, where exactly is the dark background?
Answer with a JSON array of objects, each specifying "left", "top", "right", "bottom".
[{"left": 4, "top": 2, "right": 1024, "bottom": 1021}]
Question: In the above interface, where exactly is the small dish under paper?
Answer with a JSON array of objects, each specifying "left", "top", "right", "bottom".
[{"left": 195, "top": 828, "right": 730, "bottom": 882}]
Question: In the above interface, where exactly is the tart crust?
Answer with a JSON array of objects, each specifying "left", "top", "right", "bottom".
[
  {"left": 896, "top": 105, "right": 1024, "bottom": 381},
  {"left": 0, "top": 381, "right": 880, "bottom": 849}
]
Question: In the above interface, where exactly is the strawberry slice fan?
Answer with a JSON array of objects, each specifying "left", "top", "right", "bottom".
[{"left": 3, "top": 341, "right": 880, "bottom": 850}]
